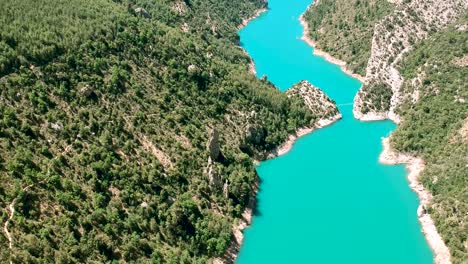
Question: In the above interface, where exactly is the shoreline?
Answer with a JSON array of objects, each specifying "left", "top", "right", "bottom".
[
  {"left": 213, "top": 178, "right": 258, "bottom": 264},
  {"left": 352, "top": 91, "right": 403, "bottom": 124},
  {"left": 261, "top": 113, "right": 342, "bottom": 161},
  {"left": 215, "top": 7, "right": 269, "bottom": 264},
  {"left": 237, "top": 8, "right": 268, "bottom": 76},
  {"left": 303, "top": 0, "right": 450, "bottom": 261},
  {"left": 379, "top": 137, "right": 452, "bottom": 264},
  {"left": 298, "top": 4, "right": 365, "bottom": 83},
  {"left": 241, "top": 49, "right": 258, "bottom": 76},
  {"left": 220, "top": 2, "right": 347, "bottom": 263},
  {"left": 357, "top": 107, "right": 451, "bottom": 264},
  {"left": 213, "top": 113, "right": 342, "bottom": 264},
  {"left": 227, "top": 0, "right": 452, "bottom": 263},
  {"left": 353, "top": 110, "right": 402, "bottom": 124},
  {"left": 353, "top": 108, "right": 389, "bottom": 122},
  {"left": 237, "top": 8, "right": 268, "bottom": 30}
]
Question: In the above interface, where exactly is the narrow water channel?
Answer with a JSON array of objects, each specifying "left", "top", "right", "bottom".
[{"left": 236, "top": 0, "right": 433, "bottom": 263}]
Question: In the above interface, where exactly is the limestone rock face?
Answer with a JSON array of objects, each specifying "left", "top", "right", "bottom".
[
  {"left": 223, "top": 180, "right": 229, "bottom": 198},
  {"left": 208, "top": 128, "right": 221, "bottom": 161},
  {"left": 79, "top": 84, "right": 94, "bottom": 97},
  {"left": 187, "top": 64, "right": 197, "bottom": 73},
  {"left": 417, "top": 205, "right": 426, "bottom": 217},
  {"left": 172, "top": 1, "right": 188, "bottom": 15},
  {"left": 206, "top": 128, "right": 223, "bottom": 189},
  {"left": 353, "top": 0, "right": 467, "bottom": 121},
  {"left": 206, "top": 157, "right": 221, "bottom": 188},
  {"left": 244, "top": 124, "right": 265, "bottom": 145},
  {"left": 50, "top": 122, "right": 62, "bottom": 131}
]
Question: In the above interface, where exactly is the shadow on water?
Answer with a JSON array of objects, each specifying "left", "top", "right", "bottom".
[{"left": 252, "top": 176, "right": 263, "bottom": 217}]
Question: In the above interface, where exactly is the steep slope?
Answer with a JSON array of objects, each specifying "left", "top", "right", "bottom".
[
  {"left": 354, "top": 0, "right": 467, "bottom": 120},
  {"left": 303, "top": 0, "right": 394, "bottom": 76},
  {"left": 0, "top": 0, "right": 336, "bottom": 263}
]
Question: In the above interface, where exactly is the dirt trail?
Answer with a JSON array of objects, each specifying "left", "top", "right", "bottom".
[
  {"left": 3, "top": 183, "right": 35, "bottom": 264},
  {"left": 3, "top": 143, "right": 72, "bottom": 263}
]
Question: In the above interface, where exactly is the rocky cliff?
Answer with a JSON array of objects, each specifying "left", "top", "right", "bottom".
[{"left": 354, "top": 0, "right": 467, "bottom": 122}]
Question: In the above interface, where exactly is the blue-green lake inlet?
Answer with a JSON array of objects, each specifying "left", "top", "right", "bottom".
[{"left": 236, "top": 0, "right": 433, "bottom": 263}]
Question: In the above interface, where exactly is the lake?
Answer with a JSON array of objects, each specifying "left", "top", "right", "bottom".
[{"left": 236, "top": 0, "right": 433, "bottom": 263}]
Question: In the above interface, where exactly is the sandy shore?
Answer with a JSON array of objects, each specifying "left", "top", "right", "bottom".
[
  {"left": 379, "top": 137, "right": 452, "bottom": 264},
  {"left": 298, "top": 4, "right": 365, "bottom": 83}
]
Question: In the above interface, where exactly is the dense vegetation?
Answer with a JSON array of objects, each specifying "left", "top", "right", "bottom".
[
  {"left": 359, "top": 82, "right": 393, "bottom": 113},
  {"left": 392, "top": 17, "right": 468, "bottom": 262},
  {"left": 303, "top": 0, "right": 394, "bottom": 76},
  {"left": 0, "top": 0, "right": 321, "bottom": 263}
]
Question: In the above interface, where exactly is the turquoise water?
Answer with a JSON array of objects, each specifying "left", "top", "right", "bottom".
[{"left": 236, "top": 0, "right": 433, "bottom": 263}]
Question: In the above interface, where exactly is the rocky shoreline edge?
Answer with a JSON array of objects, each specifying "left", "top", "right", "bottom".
[
  {"left": 237, "top": 8, "right": 268, "bottom": 30},
  {"left": 299, "top": 0, "right": 452, "bottom": 262},
  {"left": 379, "top": 137, "right": 452, "bottom": 264},
  {"left": 213, "top": 80, "right": 342, "bottom": 264},
  {"left": 216, "top": 0, "right": 452, "bottom": 262},
  {"left": 261, "top": 114, "right": 342, "bottom": 161},
  {"left": 237, "top": 8, "right": 268, "bottom": 76},
  {"left": 213, "top": 113, "right": 342, "bottom": 264},
  {"left": 298, "top": 3, "right": 365, "bottom": 83},
  {"left": 356, "top": 108, "right": 451, "bottom": 264}
]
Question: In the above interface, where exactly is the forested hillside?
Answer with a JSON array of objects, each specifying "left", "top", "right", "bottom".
[
  {"left": 303, "top": 0, "right": 394, "bottom": 76},
  {"left": 305, "top": 1, "right": 467, "bottom": 262},
  {"left": 0, "top": 0, "right": 332, "bottom": 263},
  {"left": 392, "top": 18, "right": 468, "bottom": 261}
]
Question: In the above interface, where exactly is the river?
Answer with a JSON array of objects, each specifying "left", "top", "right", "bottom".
[{"left": 236, "top": 0, "right": 433, "bottom": 263}]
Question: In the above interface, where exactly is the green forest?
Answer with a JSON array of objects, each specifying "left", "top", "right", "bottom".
[
  {"left": 303, "top": 0, "right": 394, "bottom": 76},
  {"left": 0, "top": 0, "right": 323, "bottom": 263},
  {"left": 2, "top": 0, "right": 466, "bottom": 263},
  {"left": 392, "top": 16, "right": 468, "bottom": 261}
]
